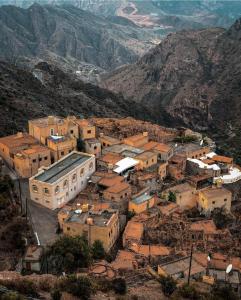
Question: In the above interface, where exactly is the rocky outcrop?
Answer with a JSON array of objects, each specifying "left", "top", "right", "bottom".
[{"left": 102, "top": 19, "right": 241, "bottom": 163}]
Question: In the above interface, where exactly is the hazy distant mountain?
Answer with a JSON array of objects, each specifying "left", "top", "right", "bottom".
[
  {"left": 0, "top": 3, "right": 155, "bottom": 71},
  {"left": 2, "top": 0, "right": 241, "bottom": 32},
  {"left": 102, "top": 17, "right": 241, "bottom": 163}
]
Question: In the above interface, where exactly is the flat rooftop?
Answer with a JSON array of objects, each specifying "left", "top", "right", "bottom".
[
  {"left": 67, "top": 210, "right": 116, "bottom": 227},
  {"left": 132, "top": 193, "right": 153, "bottom": 205},
  {"left": 34, "top": 152, "right": 91, "bottom": 184},
  {"left": 29, "top": 116, "right": 65, "bottom": 127},
  {"left": 104, "top": 144, "right": 144, "bottom": 155}
]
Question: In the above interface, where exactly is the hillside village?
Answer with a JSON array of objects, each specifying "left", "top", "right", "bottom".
[{"left": 1, "top": 116, "right": 241, "bottom": 298}]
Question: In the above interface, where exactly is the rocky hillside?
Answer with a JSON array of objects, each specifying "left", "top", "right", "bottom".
[
  {"left": 102, "top": 19, "right": 241, "bottom": 163},
  {"left": 0, "top": 61, "right": 155, "bottom": 136},
  {"left": 0, "top": 3, "right": 155, "bottom": 71}
]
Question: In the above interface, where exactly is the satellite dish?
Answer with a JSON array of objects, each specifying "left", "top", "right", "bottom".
[
  {"left": 175, "top": 143, "right": 178, "bottom": 147},
  {"left": 207, "top": 255, "right": 211, "bottom": 262},
  {"left": 200, "top": 140, "right": 203, "bottom": 146},
  {"left": 226, "top": 264, "right": 233, "bottom": 274}
]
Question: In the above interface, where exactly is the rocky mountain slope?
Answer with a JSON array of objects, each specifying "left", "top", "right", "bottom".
[
  {"left": 102, "top": 19, "right": 241, "bottom": 163},
  {"left": 0, "top": 3, "right": 155, "bottom": 71},
  {"left": 0, "top": 61, "right": 155, "bottom": 136}
]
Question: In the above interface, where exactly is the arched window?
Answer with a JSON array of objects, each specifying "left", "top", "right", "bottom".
[
  {"left": 55, "top": 186, "right": 60, "bottom": 194},
  {"left": 80, "top": 168, "right": 84, "bottom": 176},
  {"left": 72, "top": 173, "right": 77, "bottom": 182},
  {"left": 63, "top": 180, "right": 68, "bottom": 189},
  {"left": 32, "top": 185, "right": 38, "bottom": 193},
  {"left": 44, "top": 187, "right": 49, "bottom": 194}
]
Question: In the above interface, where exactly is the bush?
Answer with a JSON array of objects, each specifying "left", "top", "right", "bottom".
[
  {"left": 168, "top": 191, "right": 176, "bottom": 203},
  {"left": 59, "top": 275, "right": 93, "bottom": 300},
  {"left": 92, "top": 240, "right": 105, "bottom": 260},
  {"left": 47, "top": 236, "right": 91, "bottom": 273},
  {"left": 210, "top": 284, "right": 239, "bottom": 300},
  {"left": 1, "top": 292, "right": 25, "bottom": 300},
  {"left": 51, "top": 289, "right": 62, "bottom": 300},
  {"left": 177, "top": 284, "right": 200, "bottom": 299},
  {"left": 159, "top": 275, "right": 176, "bottom": 296},
  {"left": 112, "top": 278, "right": 127, "bottom": 295}
]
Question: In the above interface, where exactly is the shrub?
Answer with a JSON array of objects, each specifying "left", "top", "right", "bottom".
[
  {"left": 50, "top": 289, "right": 62, "bottom": 300},
  {"left": 168, "top": 191, "right": 176, "bottom": 203},
  {"left": 178, "top": 284, "right": 200, "bottom": 299},
  {"left": 159, "top": 275, "right": 176, "bottom": 296},
  {"left": 210, "top": 284, "right": 239, "bottom": 300},
  {"left": 59, "top": 275, "right": 93, "bottom": 300},
  {"left": 92, "top": 240, "right": 105, "bottom": 260},
  {"left": 1, "top": 292, "right": 25, "bottom": 300},
  {"left": 112, "top": 278, "right": 127, "bottom": 295}
]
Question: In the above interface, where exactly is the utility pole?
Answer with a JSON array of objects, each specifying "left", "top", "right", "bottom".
[{"left": 188, "top": 243, "right": 193, "bottom": 285}]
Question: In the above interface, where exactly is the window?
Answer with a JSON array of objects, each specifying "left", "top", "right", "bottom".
[
  {"left": 45, "top": 200, "right": 50, "bottom": 203},
  {"left": 72, "top": 173, "right": 77, "bottom": 182},
  {"left": 87, "top": 130, "right": 91, "bottom": 134},
  {"left": 44, "top": 156, "right": 48, "bottom": 160},
  {"left": 69, "top": 150, "right": 72, "bottom": 153},
  {"left": 212, "top": 201, "right": 216, "bottom": 205},
  {"left": 67, "top": 227, "right": 70, "bottom": 231},
  {"left": 70, "top": 130, "right": 74, "bottom": 134},
  {"left": 61, "top": 151, "right": 64, "bottom": 156},
  {"left": 224, "top": 198, "right": 227, "bottom": 202},
  {"left": 32, "top": 159, "right": 36, "bottom": 163},
  {"left": 94, "top": 146, "right": 97, "bottom": 150},
  {"left": 44, "top": 188, "right": 49, "bottom": 194},
  {"left": 32, "top": 185, "right": 38, "bottom": 193},
  {"left": 55, "top": 186, "right": 60, "bottom": 194},
  {"left": 35, "top": 198, "right": 39, "bottom": 201},
  {"left": 80, "top": 168, "right": 84, "bottom": 176},
  {"left": 89, "top": 162, "right": 94, "bottom": 170},
  {"left": 103, "top": 142, "right": 106, "bottom": 147},
  {"left": 63, "top": 180, "right": 68, "bottom": 189},
  {"left": 39, "top": 157, "right": 42, "bottom": 162},
  {"left": 50, "top": 128, "right": 54, "bottom": 135}
]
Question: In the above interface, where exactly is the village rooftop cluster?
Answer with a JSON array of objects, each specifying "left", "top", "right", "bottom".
[{"left": 1, "top": 116, "right": 241, "bottom": 291}]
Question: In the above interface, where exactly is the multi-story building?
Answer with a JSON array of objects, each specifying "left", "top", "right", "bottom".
[
  {"left": 14, "top": 145, "right": 51, "bottom": 178},
  {"left": 123, "top": 132, "right": 148, "bottom": 148},
  {"left": 75, "top": 119, "right": 96, "bottom": 140},
  {"left": 135, "top": 151, "right": 158, "bottom": 170},
  {"left": 142, "top": 141, "right": 173, "bottom": 161},
  {"left": 28, "top": 116, "right": 78, "bottom": 145},
  {"left": 47, "top": 135, "right": 77, "bottom": 162},
  {"left": 63, "top": 208, "right": 119, "bottom": 252},
  {"left": 0, "top": 132, "right": 39, "bottom": 168},
  {"left": 198, "top": 187, "right": 232, "bottom": 215},
  {"left": 29, "top": 151, "right": 95, "bottom": 209}
]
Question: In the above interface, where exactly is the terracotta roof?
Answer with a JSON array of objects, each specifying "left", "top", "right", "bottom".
[
  {"left": 75, "top": 119, "right": 92, "bottom": 127},
  {"left": 158, "top": 203, "right": 179, "bottom": 216},
  {"left": 105, "top": 181, "right": 130, "bottom": 194},
  {"left": 99, "top": 153, "right": 122, "bottom": 165},
  {"left": 200, "top": 187, "right": 231, "bottom": 199},
  {"left": 201, "top": 158, "right": 215, "bottom": 165},
  {"left": 0, "top": 133, "right": 38, "bottom": 150},
  {"left": 142, "top": 141, "right": 158, "bottom": 151},
  {"left": 124, "top": 221, "right": 144, "bottom": 241},
  {"left": 212, "top": 155, "right": 233, "bottom": 164},
  {"left": 135, "top": 151, "right": 157, "bottom": 161},
  {"left": 100, "top": 135, "right": 120, "bottom": 144},
  {"left": 98, "top": 176, "right": 124, "bottom": 188},
  {"left": 124, "top": 133, "right": 147, "bottom": 143},
  {"left": 190, "top": 220, "right": 218, "bottom": 234},
  {"left": 142, "top": 141, "right": 172, "bottom": 153},
  {"left": 130, "top": 244, "right": 170, "bottom": 257}
]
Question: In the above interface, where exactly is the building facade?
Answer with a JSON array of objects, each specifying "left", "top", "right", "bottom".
[{"left": 29, "top": 151, "right": 95, "bottom": 209}]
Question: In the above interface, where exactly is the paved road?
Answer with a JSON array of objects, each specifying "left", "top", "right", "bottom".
[{"left": 2, "top": 162, "right": 59, "bottom": 247}]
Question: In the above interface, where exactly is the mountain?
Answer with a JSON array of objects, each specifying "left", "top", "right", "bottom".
[
  {"left": 102, "top": 19, "right": 241, "bottom": 163},
  {"left": 0, "top": 3, "right": 155, "bottom": 72},
  {"left": 0, "top": 61, "right": 155, "bottom": 136},
  {"left": 2, "top": 1, "right": 241, "bottom": 33}
]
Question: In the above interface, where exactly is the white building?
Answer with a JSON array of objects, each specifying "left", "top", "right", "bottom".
[{"left": 29, "top": 151, "right": 95, "bottom": 209}]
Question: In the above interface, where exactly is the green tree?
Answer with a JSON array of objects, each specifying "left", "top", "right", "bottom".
[
  {"left": 159, "top": 275, "right": 177, "bottom": 296},
  {"left": 92, "top": 240, "right": 105, "bottom": 260},
  {"left": 212, "top": 208, "right": 231, "bottom": 229},
  {"left": 177, "top": 283, "right": 200, "bottom": 299},
  {"left": 168, "top": 191, "right": 176, "bottom": 203},
  {"left": 47, "top": 236, "right": 91, "bottom": 273},
  {"left": 112, "top": 278, "right": 127, "bottom": 295}
]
